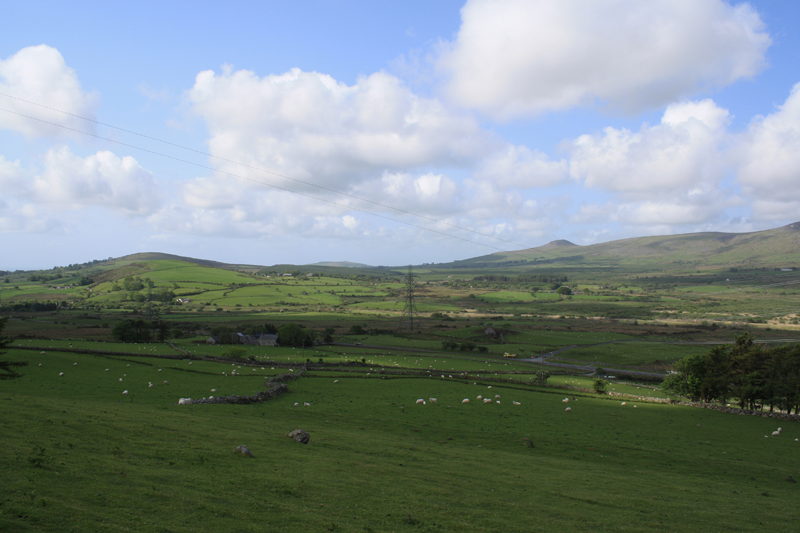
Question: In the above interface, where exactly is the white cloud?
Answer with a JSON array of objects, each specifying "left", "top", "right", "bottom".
[
  {"left": 186, "top": 66, "right": 496, "bottom": 192},
  {"left": 0, "top": 45, "right": 97, "bottom": 138},
  {"left": 438, "top": 0, "right": 770, "bottom": 119},
  {"left": 2, "top": 146, "right": 161, "bottom": 217},
  {"left": 474, "top": 145, "right": 567, "bottom": 188},
  {"left": 736, "top": 82, "right": 800, "bottom": 220},
  {"left": 568, "top": 99, "right": 730, "bottom": 196}
]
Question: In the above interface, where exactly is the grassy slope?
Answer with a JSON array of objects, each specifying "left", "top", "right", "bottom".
[{"left": 2, "top": 349, "right": 800, "bottom": 532}]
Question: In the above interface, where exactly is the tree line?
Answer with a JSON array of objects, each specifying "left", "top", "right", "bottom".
[{"left": 663, "top": 333, "right": 800, "bottom": 414}]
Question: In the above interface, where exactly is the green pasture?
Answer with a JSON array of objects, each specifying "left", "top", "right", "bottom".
[
  {"left": 3, "top": 349, "right": 800, "bottom": 532},
  {"left": 553, "top": 341, "right": 707, "bottom": 367}
]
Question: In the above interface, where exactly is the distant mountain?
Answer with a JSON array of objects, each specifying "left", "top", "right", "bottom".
[
  {"left": 109, "top": 252, "right": 264, "bottom": 271},
  {"left": 307, "top": 261, "right": 373, "bottom": 268},
  {"left": 443, "top": 222, "right": 800, "bottom": 270}
]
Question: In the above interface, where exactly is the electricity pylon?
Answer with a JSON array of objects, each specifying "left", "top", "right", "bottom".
[{"left": 397, "top": 265, "right": 422, "bottom": 333}]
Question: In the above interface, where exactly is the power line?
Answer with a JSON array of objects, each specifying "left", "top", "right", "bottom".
[
  {"left": 0, "top": 105, "right": 541, "bottom": 258},
  {"left": 0, "top": 92, "right": 555, "bottom": 258}
]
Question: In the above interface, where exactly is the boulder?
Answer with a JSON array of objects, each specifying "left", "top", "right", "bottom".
[
  {"left": 234, "top": 444, "right": 254, "bottom": 457},
  {"left": 287, "top": 429, "right": 310, "bottom": 444}
]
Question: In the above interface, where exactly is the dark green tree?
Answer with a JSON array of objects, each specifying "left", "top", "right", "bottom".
[
  {"left": 0, "top": 317, "right": 28, "bottom": 380},
  {"left": 277, "top": 323, "right": 314, "bottom": 347}
]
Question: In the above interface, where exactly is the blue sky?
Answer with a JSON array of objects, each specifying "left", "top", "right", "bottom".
[{"left": 2, "top": 0, "right": 799, "bottom": 270}]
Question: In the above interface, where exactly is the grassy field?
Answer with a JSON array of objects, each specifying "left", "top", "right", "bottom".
[{"left": 2, "top": 348, "right": 800, "bottom": 532}]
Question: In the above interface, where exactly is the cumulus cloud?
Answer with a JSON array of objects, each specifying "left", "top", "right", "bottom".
[
  {"left": 566, "top": 99, "right": 738, "bottom": 228},
  {"left": 0, "top": 45, "right": 97, "bottom": 138},
  {"left": 1, "top": 146, "right": 161, "bottom": 217},
  {"left": 474, "top": 145, "right": 567, "bottom": 188},
  {"left": 186, "top": 66, "right": 496, "bottom": 192},
  {"left": 736, "top": 82, "right": 800, "bottom": 220},
  {"left": 438, "top": 0, "right": 770, "bottom": 119},
  {"left": 568, "top": 99, "right": 730, "bottom": 195}
]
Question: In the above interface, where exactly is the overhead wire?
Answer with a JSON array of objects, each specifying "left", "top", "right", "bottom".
[{"left": 0, "top": 91, "right": 557, "bottom": 260}]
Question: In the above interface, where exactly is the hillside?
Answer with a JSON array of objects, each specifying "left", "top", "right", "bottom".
[{"left": 447, "top": 221, "right": 800, "bottom": 270}]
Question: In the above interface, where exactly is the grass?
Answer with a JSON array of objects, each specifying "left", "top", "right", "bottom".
[{"left": 2, "top": 348, "right": 800, "bottom": 531}]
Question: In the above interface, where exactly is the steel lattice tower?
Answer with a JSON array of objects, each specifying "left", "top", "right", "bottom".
[{"left": 397, "top": 265, "right": 422, "bottom": 333}]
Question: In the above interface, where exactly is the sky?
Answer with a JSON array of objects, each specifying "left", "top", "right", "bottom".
[{"left": 2, "top": 0, "right": 800, "bottom": 270}]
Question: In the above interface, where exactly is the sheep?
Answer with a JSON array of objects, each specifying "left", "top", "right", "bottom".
[
  {"left": 38, "top": 363, "right": 42, "bottom": 367},
  {"left": 211, "top": 389, "right": 216, "bottom": 392},
  {"left": 462, "top": 399, "right": 470, "bottom": 404},
  {"left": 562, "top": 398, "right": 569, "bottom": 403},
  {"left": 565, "top": 407, "right": 571, "bottom": 412},
  {"left": 496, "top": 400, "right": 501, "bottom": 404},
  {"left": 59, "top": 372, "right": 64, "bottom": 376},
  {"left": 495, "top": 394, "right": 500, "bottom": 399},
  {"left": 178, "top": 398, "right": 192, "bottom": 405},
  {"left": 158, "top": 369, "right": 162, "bottom": 372},
  {"left": 512, "top": 401, "right": 521, "bottom": 405},
  {"left": 429, "top": 398, "right": 438, "bottom": 404},
  {"left": 621, "top": 402, "right": 627, "bottom": 406},
  {"left": 148, "top": 382, "right": 154, "bottom": 388},
  {"left": 477, "top": 395, "right": 483, "bottom": 400},
  {"left": 303, "top": 402, "right": 311, "bottom": 407},
  {"left": 633, "top": 405, "right": 637, "bottom": 408},
  {"left": 122, "top": 390, "right": 128, "bottom": 395},
  {"left": 334, "top": 380, "right": 339, "bottom": 383},
  {"left": 293, "top": 402, "right": 299, "bottom": 407},
  {"left": 119, "top": 378, "right": 123, "bottom": 382},
  {"left": 105, "top": 368, "right": 109, "bottom": 371},
  {"left": 487, "top": 386, "right": 492, "bottom": 389},
  {"left": 73, "top": 362, "right": 77, "bottom": 366},
  {"left": 772, "top": 431, "right": 780, "bottom": 437},
  {"left": 163, "top": 380, "right": 169, "bottom": 385},
  {"left": 483, "top": 398, "right": 492, "bottom": 404},
  {"left": 416, "top": 398, "right": 425, "bottom": 405}
]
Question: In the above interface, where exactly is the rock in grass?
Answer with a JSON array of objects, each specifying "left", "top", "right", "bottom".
[
  {"left": 287, "top": 429, "right": 310, "bottom": 444},
  {"left": 234, "top": 445, "right": 254, "bottom": 457}
]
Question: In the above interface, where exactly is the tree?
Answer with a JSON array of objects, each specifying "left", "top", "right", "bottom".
[
  {"left": 0, "top": 317, "right": 27, "bottom": 380},
  {"left": 556, "top": 286, "right": 572, "bottom": 296},
  {"left": 593, "top": 378, "right": 607, "bottom": 394},
  {"left": 277, "top": 323, "right": 314, "bottom": 347},
  {"left": 349, "top": 324, "right": 365, "bottom": 335},
  {"left": 323, "top": 327, "right": 335, "bottom": 343},
  {"left": 534, "top": 370, "right": 550, "bottom": 386},
  {"left": 112, "top": 319, "right": 152, "bottom": 343}
]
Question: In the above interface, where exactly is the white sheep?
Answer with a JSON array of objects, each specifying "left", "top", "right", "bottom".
[
  {"left": 512, "top": 401, "right": 521, "bottom": 405},
  {"left": 211, "top": 389, "right": 216, "bottom": 392},
  {"left": 334, "top": 380, "right": 339, "bottom": 383},
  {"left": 562, "top": 398, "right": 569, "bottom": 403},
  {"left": 105, "top": 368, "right": 109, "bottom": 371},
  {"left": 38, "top": 363, "right": 42, "bottom": 367},
  {"left": 148, "top": 382, "right": 154, "bottom": 388},
  {"left": 122, "top": 390, "right": 128, "bottom": 395},
  {"left": 293, "top": 402, "right": 299, "bottom": 407},
  {"left": 163, "top": 381, "right": 169, "bottom": 385},
  {"left": 462, "top": 399, "right": 470, "bottom": 404},
  {"left": 487, "top": 386, "right": 492, "bottom": 389},
  {"left": 496, "top": 400, "right": 500, "bottom": 404},
  {"left": 73, "top": 363, "right": 77, "bottom": 366},
  {"left": 178, "top": 398, "right": 192, "bottom": 405},
  {"left": 621, "top": 402, "right": 627, "bottom": 406},
  {"left": 59, "top": 372, "right": 64, "bottom": 376},
  {"left": 495, "top": 394, "right": 500, "bottom": 399},
  {"left": 477, "top": 395, "right": 483, "bottom": 400},
  {"left": 416, "top": 398, "right": 425, "bottom": 404},
  {"left": 119, "top": 378, "right": 123, "bottom": 382},
  {"left": 158, "top": 369, "right": 162, "bottom": 372},
  {"left": 565, "top": 407, "right": 571, "bottom": 412},
  {"left": 303, "top": 402, "right": 311, "bottom": 407},
  {"left": 772, "top": 430, "right": 780, "bottom": 437},
  {"left": 483, "top": 398, "right": 492, "bottom": 404},
  {"left": 429, "top": 398, "right": 438, "bottom": 404}
]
